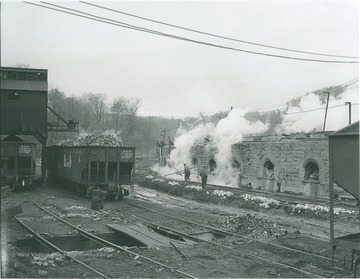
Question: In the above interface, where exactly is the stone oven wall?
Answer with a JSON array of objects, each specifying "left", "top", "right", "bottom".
[
  {"left": 189, "top": 133, "right": 349, "bottom": 198},
  {"left": 232, "top": 135, "right": 329, "bottom": 197},
  {"left": 190, "top": 143, "right": 218, "bottom": 173}
]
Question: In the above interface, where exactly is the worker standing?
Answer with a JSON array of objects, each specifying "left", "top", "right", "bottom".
[
  {"left": 199, "top": 166, "right": 208, "bottom": 189},
  {"left": 184, "top": 164, "right": 191, "bottom": 181}
]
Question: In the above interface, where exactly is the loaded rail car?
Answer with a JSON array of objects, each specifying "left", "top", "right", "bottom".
[
  {"left": 47, "top": 145, "right": 135, "bottom": 200},
  {"left": 0, "top": 141, "right": 36, "bottom": 190}
]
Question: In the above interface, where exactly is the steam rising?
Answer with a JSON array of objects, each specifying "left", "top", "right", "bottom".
[
  {"left": 276, "top": 89, "right": 359, "bottom": 133},
  {"left": 168, "top": 108, "right": 269, "bottom": 186},
  {"left": 157, "top": 87, "right": 358, "bottom": 187}
]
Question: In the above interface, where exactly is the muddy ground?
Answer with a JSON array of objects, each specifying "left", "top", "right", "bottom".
[{"left": 1, "top": 155, "right": 359, "bottom": 278}]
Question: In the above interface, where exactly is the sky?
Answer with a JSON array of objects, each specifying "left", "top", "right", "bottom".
[{"left": 2, "top": 0, "right": 359, "bottom": 118}]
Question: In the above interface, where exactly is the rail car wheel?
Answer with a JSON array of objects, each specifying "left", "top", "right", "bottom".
[
  {"left": 116, "top": 187, "right": 125, "bottom": 201},
  {"left": 77, "top": 184, "right": 87, "bottom": 195}
]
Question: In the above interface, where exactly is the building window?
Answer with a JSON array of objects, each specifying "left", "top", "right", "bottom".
[
  {"left": 192, "top": 158, "right": 198, "bottom": 166},
  {"left": 8, "top": 92, "right": 20, "bottom": 101},
  {"left": 304, "top": 162, "right": 319, "bottom": 181},
  {"left": 263, "top": 160, "right": 274, "bottom": 178},
  {"left": 209, "top": 159, "right": 217, "bottom": 172}
]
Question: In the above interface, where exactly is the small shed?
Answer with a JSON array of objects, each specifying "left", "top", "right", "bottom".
[{"left": 328, "top": 121, "right": 359, "bottom": 274}]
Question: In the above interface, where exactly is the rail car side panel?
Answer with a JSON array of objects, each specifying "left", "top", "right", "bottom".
[
  {"left": 1, "top": 142, "right": 36, "bottom": 187},
  {"left": 47, "top": 146, "right": 135, "bottom": 188}
]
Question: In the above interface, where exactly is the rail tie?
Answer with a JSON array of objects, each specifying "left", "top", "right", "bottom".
[
  {"left": 14, "top": 216, "right": 109, "bottom": 278},
  {"left": 24, "top": 194, "right": 198, "bottom": 279}
]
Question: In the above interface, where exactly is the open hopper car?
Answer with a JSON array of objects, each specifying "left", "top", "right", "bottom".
[
  {"left": 1, "top": 141, "right": 36, "bottom": 190},
  {"left": 47, "top": 145, "right": 135, "bottom": 200}
]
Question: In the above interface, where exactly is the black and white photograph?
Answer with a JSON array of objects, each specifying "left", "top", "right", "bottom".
[{"left": 1, "top": 0, "right": 359, "bottom": 278}]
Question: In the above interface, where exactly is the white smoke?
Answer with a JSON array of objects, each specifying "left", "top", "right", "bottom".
[
  {"left": 212, "top": 109, "right": 268, "bottom": 184},
  {"left": 169, "top": 122, "right": 215, "bottom": 169},
  {"left": 156, "top": 87, "right": 358, "bottom": 187},
  {"left": 167, "top": 108, "right": 268, "bottom": 186},
  {"left": 276, "top": 89, "right": 359, "bottom": 133}
]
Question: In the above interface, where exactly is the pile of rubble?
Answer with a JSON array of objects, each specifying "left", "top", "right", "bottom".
[
  {"left": 212, "top": 190, "right": 234, "bottom": 199},
  {"left": 290, "top": 203, "right": 356, "bottom": 216},
  {"left": 185, "top": 185, "right": 202, "bottom": 191},
  {"left": 240, "top": 194, "right": 280, "bottom": 209},
  {"left": 210, "top": 213, "right": 287, "bottom": 239},
  {"left": 58, "top": 135, "right": 122, "bottom": 147},
  {"left": 31, "top": 252, "right": 65, "bottom": 267}
]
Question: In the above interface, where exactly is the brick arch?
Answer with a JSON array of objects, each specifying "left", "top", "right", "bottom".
[
  {"left": 258, "top": 155, "right": 280, "bottom": 179},
  {"left": 192, "top": 157, "right": 198, "bottom": 166},
  {"left": 209, "top": 158, "right": 217, "bottom": 172},
  {"left": 300, "top": 157, "right": 325, "bottom": 183},
  {"left": 232, "top": 157, "right": 244, "bottom": 173}
]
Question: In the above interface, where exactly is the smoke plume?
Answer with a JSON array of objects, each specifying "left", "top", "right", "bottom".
[{"left": 156, "top": 86, "right": 358, "bottom": 187}]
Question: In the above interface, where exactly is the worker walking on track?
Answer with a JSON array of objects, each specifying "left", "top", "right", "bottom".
[
  {"left": 199, "top": 166, "right": 208, "bottom": 189},
  {"left": 184, "top": 164, "right": 191, "bottom": 181}
]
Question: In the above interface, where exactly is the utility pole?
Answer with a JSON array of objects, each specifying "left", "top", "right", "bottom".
[
  {"left": 345, "top": 102, "right": 352, "bottom": 125},
  {"left": 323, "top": 92, "right": 330, "bottom": 132}
]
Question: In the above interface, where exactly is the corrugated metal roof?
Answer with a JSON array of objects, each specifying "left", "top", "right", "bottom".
[{"left": 329, "top": 121, "right": 359, "bottom": 136}]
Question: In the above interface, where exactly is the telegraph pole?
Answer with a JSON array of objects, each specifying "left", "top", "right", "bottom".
[
  {"left": 323, "top": 92, "right": 330, "bottom": 132},
  {"left": 345, "top": 102, "right": 352, "bottom": 125}
]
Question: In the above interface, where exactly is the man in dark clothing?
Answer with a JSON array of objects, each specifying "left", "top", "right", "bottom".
[
  {"left": 184, "top": 164, "right": 191, "bottom": 181},
  {"left": 199, "top": 166, "right": 208, "bottom": 189}
]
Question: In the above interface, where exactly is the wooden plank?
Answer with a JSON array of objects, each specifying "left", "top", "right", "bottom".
[
  {"left": 106, "top": 223, "right": 187, "bottom": 247},
  {"left": 107, "top": 224, "right": 167, "bottom": 247},
  {"left": 1, "top": 197, "right": 23, "bottom": 219}
]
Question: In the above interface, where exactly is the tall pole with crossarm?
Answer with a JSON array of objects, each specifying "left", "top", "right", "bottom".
[
  {"left": 323, "top": 92, "right": 330, "bottom": 131},
  {"left": 345, "top": 102, "right": 352, "bottom": 125}
]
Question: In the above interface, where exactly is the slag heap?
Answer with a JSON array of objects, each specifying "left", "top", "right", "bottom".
[{"left": 58, "top": 135, "right": 123, "bottom": 147}]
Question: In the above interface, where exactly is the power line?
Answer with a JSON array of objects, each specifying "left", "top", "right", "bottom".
[
  {"left": 247, "top": 78, "right": 358, "bottom": 113},
  {"left": 249, "top": 102, "right": 359, "bottom": 117},
  {"left": 24, "top": 2, "right": 359, "bottom": 64},
  {"left": 285, "top": 103, "right": 359, "bottom": 115},
  {"left": 340, "top": 77, "right": 359, "bottom": 86},
  {"left": 80, "top": 1, "right": 358, "bottom": 60}
]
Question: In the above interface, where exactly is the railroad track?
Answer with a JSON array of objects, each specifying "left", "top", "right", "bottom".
[
  {"left": 137, "top": 167, "right": 357, "bottom": 209},
  {"left": 17, "top": 194, "right": 198, "bottom": 279},
  {"left": 16, "top": 190, "right": 352, "bottom": 278},
  {"left": 111, "top": 199, "right": 347, "bottom": 278}
]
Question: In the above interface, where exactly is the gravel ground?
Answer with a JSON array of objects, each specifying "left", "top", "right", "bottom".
[{"left": 1, "top": 155, "right": 358, "bottom": 278}]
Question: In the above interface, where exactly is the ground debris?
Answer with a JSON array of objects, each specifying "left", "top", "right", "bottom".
[
  {"left": 31, "top": 252, "right": 65, "bottom": 267},
  {"left": 37, "top": 269, "right": 48, "bottom": 276},
  {"left": 98, "top": 247, "right": 115, "bottom": 253},
  {"left": 209, "top": 213, "right": 287, "bottom": 239}
]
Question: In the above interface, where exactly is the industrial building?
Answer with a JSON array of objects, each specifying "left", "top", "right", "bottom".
[
  {"left": 190, "top": 131, "right": 347, "bottom": 198},
  {"left": 0, "top": 67, "right": 48, "bottom": 184}
]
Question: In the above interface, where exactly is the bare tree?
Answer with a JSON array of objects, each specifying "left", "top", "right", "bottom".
[
  {"left": 125, "top": 97, "right": 142, "bottom": 137},
  {"left": 86, "top": 93, "right": 107, "bottom": 129},
  {"left": 111, "top": 97, "right": 127, "bottom": 132}
]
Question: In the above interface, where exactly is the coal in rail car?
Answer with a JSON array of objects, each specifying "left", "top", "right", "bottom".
[
  {"left": 1, "top": 139, "right": 36, "bottom": 190},
  {"left": 47, "top": 145, "right": 135, "bottom": 200}
]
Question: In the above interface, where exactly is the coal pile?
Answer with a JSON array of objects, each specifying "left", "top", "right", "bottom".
[
  {"left": 210, "top": 213, "right": 287, "bottom": 239},
  {"left": 58, "top": 135, "right": 122, "bottom": 147}
]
